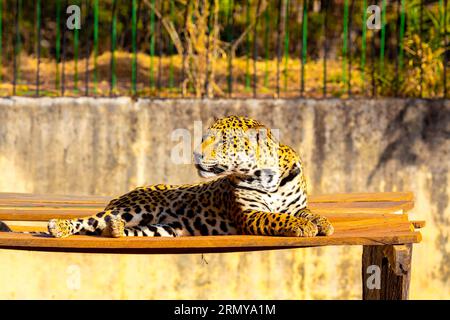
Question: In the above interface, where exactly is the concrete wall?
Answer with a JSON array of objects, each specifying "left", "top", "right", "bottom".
[{"left": 0, "top": 97, "right": 448, "bottom": 299}]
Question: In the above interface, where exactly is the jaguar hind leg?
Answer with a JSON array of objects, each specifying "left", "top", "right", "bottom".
[
  {"left": 109, "top": 215, "right": 125, "bottom": 238},
  {"left": 48, "top": 219, "right": 77, "bottom": 238},
  {"left": 48, "top": 210, "right": 113, "bottom": 238},
  {"left": 109, "top": 216, "right": 179, "bottom": 237}
]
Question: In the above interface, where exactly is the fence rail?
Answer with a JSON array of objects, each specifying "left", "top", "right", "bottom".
[{"left": 0, "top": 0, "right": 448, "bottom": 98}]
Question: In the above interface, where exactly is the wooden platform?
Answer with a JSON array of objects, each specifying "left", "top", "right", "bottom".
[
  {"left": 0, "top": 191, "right": 424, "bottom": 300},
  {"left": 0, "top": 191, "right": 422, "bottom": 254}
]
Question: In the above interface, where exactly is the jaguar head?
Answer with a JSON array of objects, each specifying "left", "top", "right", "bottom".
[{"left": 194, "top": 116, "right": 283, "bottom": 188}]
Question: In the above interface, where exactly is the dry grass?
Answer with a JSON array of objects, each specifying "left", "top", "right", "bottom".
[{"left": 0, "top": 50, "right": 446, "bottom": 98}]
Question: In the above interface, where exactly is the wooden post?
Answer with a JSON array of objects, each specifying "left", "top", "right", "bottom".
[{"left": 362, "top": 244, "right": 412, "bottom": 300}]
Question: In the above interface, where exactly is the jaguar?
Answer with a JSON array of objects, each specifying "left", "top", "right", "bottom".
[{"left": 3, "top": 116, "right": 334, "bottom": 238}]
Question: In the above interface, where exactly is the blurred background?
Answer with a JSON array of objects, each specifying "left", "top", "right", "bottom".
[
  {"left": 0, "top": 0, "right": 449, "bottom": 299},
  {"left": 0, "top": 0, "right": 447, "bottom": 98}
]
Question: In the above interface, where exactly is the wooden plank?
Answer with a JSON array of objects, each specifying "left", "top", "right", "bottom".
[
  {"left": 0, "top": 192, "right": 413, "bottom": 205},
  {"left": 0, "top": 192, "right": 414, "bottom": 222},
  {"left": 0, "top": 230, "right": 421, "bottom": 254},
  {"left": 310, "top": 201, "right": 414, "bottom": 212},
  {"left": 0, "top": 209, "right": 410, "bottom": 222},
  {"left": 9, "top": 225, "right": 47, "bottom": 232},
  {"left": 0, "top": 192, "right": 111, "bottom": 204},
  {"left": 0, "top": 192, "right": 422, "bottom": 258},
  {"left": 0, "top": 202, "right": 412, "bottom": 215},
  {"left": 311, "top": 192, "right": 414, "bottom": 203},
  {"left": 411, "top": 220, "right": 426, "bottom": 229},
  {"left": 0, "top": 203, "right": 413, "bottom": 221},
  {"left": 0, "top": 199, "right": 413, "bottom": 211},
  {"left": 362, "top": 244, "right": 413, "bottom": 300},
  {"left": 7, "top": 215, "right": 412, "bottom": 233}
]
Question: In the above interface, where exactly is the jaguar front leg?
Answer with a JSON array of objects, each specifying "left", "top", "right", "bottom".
[
  {"left": 293, "top": 208, "right": 334, "bottom": 236},
  {"left": 235, "top": 209, "right": 319, "bottom": 237}
]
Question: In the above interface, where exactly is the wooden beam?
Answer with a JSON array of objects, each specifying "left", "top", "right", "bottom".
[
  {"left": 0, "top": 230, "right": 421, "bottom": 254},
  {"left": 362, "top": 244, "right": 413, "bottom": 300},
  {"left": 310, "top": 192, "right": 414, "bottom": 203},
  {"left": 0, "top": 191, "right": 414, "bottom": 205},
  {"left": 411, "top": 220, "right": 426, "bottom": 229},
  {"left": 0, "top": 201, "right": 414, "bottom": 222}
]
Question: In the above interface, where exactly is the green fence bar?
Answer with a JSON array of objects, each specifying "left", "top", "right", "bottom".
[
  {"left": 444, "top": 0, "right": 448, "bottom": 98},
  {"left": 61, "top": 0, "right": 67, "bottom": 96},
  {"left": 371, "top": 22, "right": 376, "bottom": 96},
  {"left": 394, "top": 0, "right": 400, "bottom": 94},
  {"left": 204, "top": 0, "right": 214, "bottom": 96},
  {"left": 253, "top": 0, "right": 262, "bottom": 97},
  {"left": 348, "top": 0, "right": 354, "bottom": 96},
  {"left": 245, "top": 0, "right": 251, "bottom": 91},
  {"left": 181, "top": 0, "right": 190, "bottom": 96},
  {"left": 85, "top": 0, "right": 90, "bottom": 96},
  {"left": 55, "top": 0, "right": 61, "bottom": 90},
  {"left": 13, "top": 0, "right": 23, "bottom": 95},
  {"left": 74, "top": 1, "right": 79, "bottom": 92},
  {"left": 110, "top": 0, "right": 117, "bottom": 96},
  {"left": 93, "top": 0, "right": 99, "bottom": 94},
  {"left": 227, "top": 0, "right": 234, "bottom": 96},
  {"left": 379, "top": 0, "right": 386, "bottom": 78},
  {"left": 263, "top": 2, "right": 269, "bottom": 88},
  {"left": 398, "top": 0, "right": 405, "bottom": 70},
  {"left": 0, "top": 0, "right": 2, "bottom": 83},
  {"left": 36, "top": 0, "right": 41, "bottom": 95},
  {"left": 323, "top": 0, "right": 328, "bottom": 96},
  {"left": 169, "top": 0, "right": 174, "bottom": 89},
  {"left": 149, "top": 0, "right": 155, "bottom": 89},
  {"left": 276, "top": 0, "right": 285, "bottom": 97},
  {"left": 419, "top": 0, "right": 423, "bottom": 97},
  {"left": 361, "top": 0, "right": 367, "bottom": 91},
  {"left": 342, "top": 0, "right": 348, "bottom": 91},
  {"left": 301, "top": 0, "right": 307, "bottom": 95},
  {"left": 283, "top": 0, "right": 289, "bottom": 92},
  {"left": 157, "top": 0, "right": 163, "bottom": 90},
  {"left": 132, "top": 0, "right": 137, "bottom": 95}
]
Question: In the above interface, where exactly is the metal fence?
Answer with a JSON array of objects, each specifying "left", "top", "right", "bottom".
[{"left": 0, "top": 0, "right": 448, "bottom": 98}]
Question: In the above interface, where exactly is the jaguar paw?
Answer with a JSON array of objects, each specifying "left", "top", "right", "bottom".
[
  {"left": 109, "top": 215, "right": 125, "bottom": 238},
  {"left": 284, "top": 218, "right": 318, "bottom": 237},
  {"left": 47, "top": 219, "right": 72, "bottom": 238},
  {"left": 316, "top": 218, "right": 334, "bottom": 236}
]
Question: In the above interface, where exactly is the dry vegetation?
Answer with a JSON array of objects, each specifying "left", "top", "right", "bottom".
[{"left": 1, "top": 48, "right": 446, "bottom": 98}]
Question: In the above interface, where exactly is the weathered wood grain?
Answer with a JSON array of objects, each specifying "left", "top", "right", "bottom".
[
  {"left": 0, "top": 191, "right": 414, "bottom": 221},
  {"left": 362, "top": 244, "right": 413, "bottom": 300},
  {"left": 0, "top": 230, "right": 421, "bottom": 254},
  {"left": 0, "top": 191, "right": 414, "bottom": 205}
]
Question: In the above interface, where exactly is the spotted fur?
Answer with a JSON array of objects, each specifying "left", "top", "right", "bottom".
[{"left": 39, "top": 116, "right": 333, "bottom": 238}]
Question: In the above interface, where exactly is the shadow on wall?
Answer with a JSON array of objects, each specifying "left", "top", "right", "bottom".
[
  {"left": 368, "top": 100, "right": 450, "bottom": 185},
  {"left": 366, "top": 101, "right": 450, "bottom": 284}
]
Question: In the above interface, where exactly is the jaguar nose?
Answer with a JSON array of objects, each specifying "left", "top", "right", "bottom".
[{"left": 193, "top": 151, "right": 202, "bottom": 164}]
